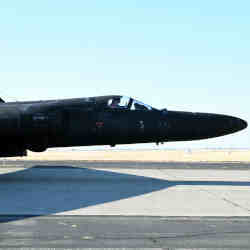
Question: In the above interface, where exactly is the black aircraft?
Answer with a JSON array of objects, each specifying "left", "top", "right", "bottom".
[{"left": 0, "top": 95, "right": 247, "bottom": 157}]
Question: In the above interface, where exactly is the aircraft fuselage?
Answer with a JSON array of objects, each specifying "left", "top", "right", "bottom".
[{"left": 0, "top": 95, "right": 247, "bottom": 157}]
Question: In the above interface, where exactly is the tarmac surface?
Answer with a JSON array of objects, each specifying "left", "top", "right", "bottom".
[{"left": 1, "top": 160, "right": 250, "bottom": 248}]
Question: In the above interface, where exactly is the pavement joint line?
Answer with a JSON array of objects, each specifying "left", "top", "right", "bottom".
[
  {"left": 199, "top": 188, "right": 250, "bottom": 214},
  {"left": 155, "top": 169, "right": 250, "bottom": 215},
  {"left": 221, "top": 197, "right": 250, "bottom": 213}
]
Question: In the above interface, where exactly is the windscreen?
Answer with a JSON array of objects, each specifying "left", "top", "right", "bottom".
[
  {"left": 107, "top": 96, "right": 154, "bottom": 111},
  {"left": 131, "top": 99, "right": 153, "bottom": 111},
  {"left": 107, "top": 96, "right": 130, "bottom": 109}
]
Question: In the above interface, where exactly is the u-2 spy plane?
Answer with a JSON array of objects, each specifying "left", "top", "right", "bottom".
[{"left": 0, "top": 95, "right": 247, "bottom": 157}]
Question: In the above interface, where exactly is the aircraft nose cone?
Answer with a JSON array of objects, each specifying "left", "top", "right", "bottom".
[
  {"left": 230, "top": 117, "right": 248, "bottom": 132},
  {"left": 159, "top": 111, "right": 247, "bottom": 142},
  {"left": 191, "top": 113, "right": 247, "bottom": 138}
]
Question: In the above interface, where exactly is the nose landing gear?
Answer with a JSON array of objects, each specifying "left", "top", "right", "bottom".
[{"left": 156, "top": 142, "right": 164, "bottom": 146}]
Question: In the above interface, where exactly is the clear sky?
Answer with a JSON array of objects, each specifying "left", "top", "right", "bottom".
[{"left": 0, "top": 0, "right": 249, "bottom": 149}]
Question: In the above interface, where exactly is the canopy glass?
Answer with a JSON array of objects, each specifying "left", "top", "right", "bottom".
[{"left": 107, "top": 96, "right": 153, "bottom": 111}]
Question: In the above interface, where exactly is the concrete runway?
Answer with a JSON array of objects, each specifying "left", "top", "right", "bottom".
[{"left": 1, "top": 161, "right": 250, "bottom": 248}]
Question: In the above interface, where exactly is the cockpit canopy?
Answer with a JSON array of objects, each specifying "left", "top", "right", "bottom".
[{"left": 107, "top": 96, "right": 154, "bottom": 111}]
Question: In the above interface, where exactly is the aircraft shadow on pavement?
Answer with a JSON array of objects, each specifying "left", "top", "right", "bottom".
[{"left": 0, "top": 165, "right": 250, "bottom": 223}]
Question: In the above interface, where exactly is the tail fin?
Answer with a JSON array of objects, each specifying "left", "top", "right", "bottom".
[{"left": 0, "top": 98, "right": 5, "bottom": 103}]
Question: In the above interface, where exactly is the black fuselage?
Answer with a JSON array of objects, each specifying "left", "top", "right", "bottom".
[{"left": 0, "top": 95, "right": 247, "bottom": 157}]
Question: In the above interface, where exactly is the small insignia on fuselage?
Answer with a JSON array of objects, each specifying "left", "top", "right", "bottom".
[
  {"left": 96, "top": 122, "right": 104, "bottom": 128},
  {"left": 139, "top": 120, "right": 145, "bottom": 132},
  {"left": 33, "top": 114, "right": 48, "bottom": 121}
]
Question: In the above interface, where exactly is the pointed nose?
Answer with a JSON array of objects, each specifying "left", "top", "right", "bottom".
[
  {"left": 229, "top": 117, "right": 248, "bottom": 133},
  {"left": 214, "top": 115, "right": 247, "bottom": 136}
]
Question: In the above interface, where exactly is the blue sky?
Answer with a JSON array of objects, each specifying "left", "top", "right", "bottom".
[{"left": 0, "top": 0, "right": 249, "bottom": 149}]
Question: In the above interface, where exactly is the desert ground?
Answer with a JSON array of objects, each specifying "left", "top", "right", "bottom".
[{"left": 9, "top": 149, "right": 250, "bottom": 162}]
